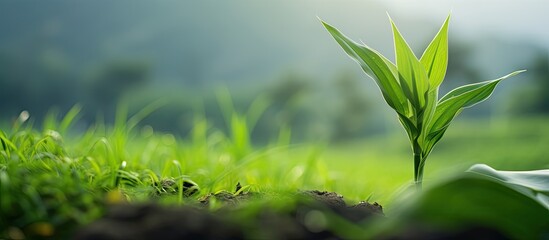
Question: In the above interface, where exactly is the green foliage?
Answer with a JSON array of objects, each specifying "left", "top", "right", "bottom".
[
  {"left": 0, "top": 100, "right": 332, "bottom": 238},
  {"left": 0, "top": 128, "right": 103, "bottom": 238},
  {"left": 321, "top": 15, "right": 524, "bottom": 188},
  {"left": 383, "top": 164, "right": 549, "bottom": 239}
]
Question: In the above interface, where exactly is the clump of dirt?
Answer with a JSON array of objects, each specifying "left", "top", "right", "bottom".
[
  {"left": 75, "top": 189, "right": 384, "bottom": 240},
  {"left": 151, "top": 178, "right": 199, "bottom": 197},
  {"left": 298, "top": 190, "right": 383, "bottom": 223},
  {"left": 300, "top": 190, "right": 346, "bottom": 207}
]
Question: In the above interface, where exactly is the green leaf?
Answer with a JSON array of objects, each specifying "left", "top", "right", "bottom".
[
  {"left": 439, "top": 70, "right": 524, "bottom": 103},
  {"left": 420, "top": 15, "right": 450, "bottom": 89},
  {"left": 390, "top": 17, "right": 429, "bottom": 110},
  {"left": 428, "top": 70, "right": 524, "bottom": 134},
  {"left": 468, "top": 164, "right": 549, "bottom": 207},
  {"left": 419, "top": 89, "right": 438, "bottom": 145},
  {"left": 439, "top": 81, "right": 492, "bottom": 103},
  {"left": 399, "top": 173, "right": 549, "bottom": 240},
  {"left": 423, "top": 70, "right": 524, "bottom": 154},
  {"left": 398, "top": 112, "right": 419, "bottom": 140},
  {"left": 424, "top": 126, "right": 448, "bottom": 156},
  {"left": 321, "top": 20, "right": 410, "bottom": 116}
]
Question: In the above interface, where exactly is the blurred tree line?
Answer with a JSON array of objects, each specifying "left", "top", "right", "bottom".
[
  {"left": 507, "top": 51, "right": 549, "bottom": 114},
  {"left": 0, "top": 47, "right": 149, "bottom": 124},
  {"left": 1, "top": 40, "right": 548, "bottom": 143}
]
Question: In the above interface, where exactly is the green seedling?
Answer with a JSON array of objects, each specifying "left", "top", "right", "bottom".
[{"left": 321, "top": 15, "right": 524, "bottom": 190}]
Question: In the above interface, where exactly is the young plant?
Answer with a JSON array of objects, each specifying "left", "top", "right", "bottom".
[{"left": 321, "top": 15, "right": 524, "bottom": 189}]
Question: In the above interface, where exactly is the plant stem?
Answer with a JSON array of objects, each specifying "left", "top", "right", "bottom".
[
  {"left": 413, "top": 154, "right": 422, "bottom": 191},
  {"left": 412, "top": 139, "right": 423, "bottom": 191}
]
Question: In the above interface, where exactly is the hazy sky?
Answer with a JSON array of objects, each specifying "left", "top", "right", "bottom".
[
  {"left": 0, "top": 0, "right": 546, "bottom": 84},
  {"left": 380, "top": 0, "right": 549, "bottom": 47}
]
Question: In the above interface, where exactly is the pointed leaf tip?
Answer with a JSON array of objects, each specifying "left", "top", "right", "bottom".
[
  {"left": 425, "top": 69, "right": 524, "bottom": 153},
  {"left": 509, "top": 69, "right": 527, "bottom": 76},
  {"left": 420, "top": 15, "right": 451, "bottom": 89},
  {"left": 320, "top": 19, "right": 410, "bottom": 116}
]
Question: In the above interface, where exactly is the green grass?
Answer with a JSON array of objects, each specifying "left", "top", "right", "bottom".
[
  {"left": 1, "top": 106, "right": 548, "bottom": 237},
  {"left": 0, "top": 103, "right": 329, "bottom": 237}
]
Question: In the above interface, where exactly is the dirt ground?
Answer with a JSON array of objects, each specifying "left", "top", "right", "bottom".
[
  {"left": 74, "top": 189, "right": 384, "bottom": 240},
  {"left": 74, "top": 189, "right": 509, "bottom": 240}
]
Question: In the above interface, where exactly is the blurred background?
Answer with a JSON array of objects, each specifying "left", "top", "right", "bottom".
[{"left": 1, "top": 0, "right": 548, "bottom": 144}]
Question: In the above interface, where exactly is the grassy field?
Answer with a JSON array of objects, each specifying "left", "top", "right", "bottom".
[{"left": 1, "top": 108, "right": 548, "bottom": 237}]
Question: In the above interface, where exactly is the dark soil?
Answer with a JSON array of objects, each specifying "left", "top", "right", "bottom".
[
  {"left": 378, "top": 225, "right": 511, "bottom": 240},
  {"left": 74, "top": 190, "right": 383, "bottom": 240},
  {"left": 74, "top": 188, "right": 509, "bottom": 240}
]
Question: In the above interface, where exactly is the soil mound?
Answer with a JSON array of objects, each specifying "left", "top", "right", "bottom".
[{"left": 75, "top": 190, "right": 383, "bottom": 240}]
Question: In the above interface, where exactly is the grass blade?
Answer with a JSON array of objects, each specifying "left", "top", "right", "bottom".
[
  {"left": 114, "top": 99, "right": 129, "bottom": 133},
  {"left": 246, "top": 94, "right": 270, "bottom": 132},
  {"left": 59, "top": 104, "right": 82, "bottom": 135},
  {"left": 215, "top": 86, "right": 236, "bottom": 128},
  {"left": 127, "top": 98, "right": 168, "bottom": 132}
]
